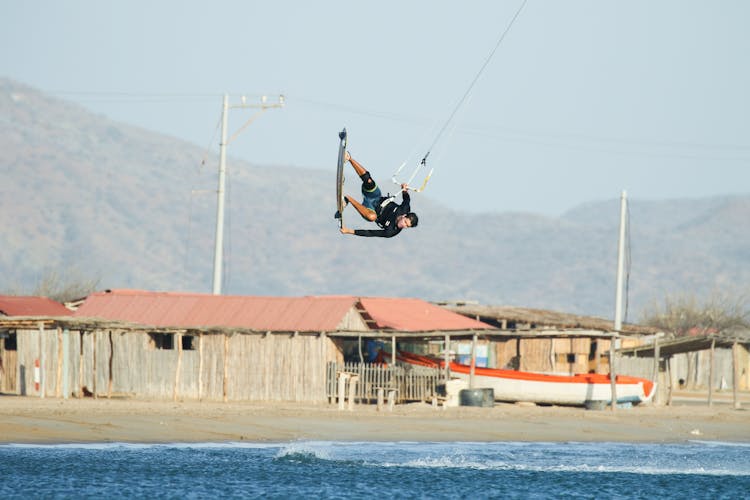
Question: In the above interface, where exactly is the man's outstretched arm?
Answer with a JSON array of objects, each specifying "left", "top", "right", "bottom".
[{"left": 340, "top": 225, "right": 396, "bottom": 238}]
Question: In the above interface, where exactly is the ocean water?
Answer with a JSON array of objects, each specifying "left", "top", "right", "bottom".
[{"left": 1, "top": 441, "right": 748, "bottom": 499}]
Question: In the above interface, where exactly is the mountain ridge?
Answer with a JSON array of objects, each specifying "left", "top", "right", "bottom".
[{"left": 2, "top": 78, "right": 748, "bottom": 319}]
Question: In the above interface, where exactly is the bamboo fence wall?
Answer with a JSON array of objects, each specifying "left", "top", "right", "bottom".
[
  {"left": 0, "top": 346, "right": 17, "bottom": 392},
  {"left": 12, "top": 327, "right": 343, "bottom": 402},
  {"left": 619, "top": 348, "right": 742, "bottom": 390}
]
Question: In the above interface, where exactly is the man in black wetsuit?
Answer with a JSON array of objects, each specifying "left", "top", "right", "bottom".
[{"left": 338, "top": 151, "right": 419, "bottom": 238}]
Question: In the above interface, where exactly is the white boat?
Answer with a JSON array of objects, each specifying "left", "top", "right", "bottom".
[{"left": 395, "top": 350, "right": 656, "bottom": 407}]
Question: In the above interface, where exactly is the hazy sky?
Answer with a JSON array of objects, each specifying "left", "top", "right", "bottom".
[{"left": 3, "top": 0, "right": 749, "bottom": 215}]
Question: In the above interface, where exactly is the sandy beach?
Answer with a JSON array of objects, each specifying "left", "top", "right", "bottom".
[{"left": 2, "top": 393, "right": 749, "bottom": 444}]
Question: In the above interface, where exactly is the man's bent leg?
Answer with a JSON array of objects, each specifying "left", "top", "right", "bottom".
[
  {"left": 348, "top": 156, "right": 368, "bottom": 177},
  {"left": 346, "top": 196, "right": 377, "bottom": 222}
]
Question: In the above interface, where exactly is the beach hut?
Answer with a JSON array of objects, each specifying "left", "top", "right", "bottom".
[
  {"left": 0, "top": 295, "right": 73, "bottom": 395},
  {"left": 0, "top": 290, "right": 492, "bottom": 402},
  {"left": 441, "top": 302, "right": 659, "bottom": 375}
]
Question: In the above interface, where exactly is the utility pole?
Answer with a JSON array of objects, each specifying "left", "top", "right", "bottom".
[
  {"left": 611, "top": 189, "right": 628, "bottom": 411},
  {"left": 212, "top": 93, "right": 284, "bottom": 295},
  {"left": 613, "top": 190, "right": 628, "bottom": 332}
]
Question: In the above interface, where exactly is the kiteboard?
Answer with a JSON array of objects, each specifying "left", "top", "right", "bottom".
[{"left": 335, "top": 128, "right": 347, "bottom": 228}]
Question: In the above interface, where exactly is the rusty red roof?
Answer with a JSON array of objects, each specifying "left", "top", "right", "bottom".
[
  {"left": 0, "top": 296, "right": 72, "bottom": 317},
  {"left": 73, "top": 290, "right": 492, "bottom": 332},
  {"left": 74, "top": 290, "right": 357, "bottom": 331},
  {"left": 359, "top": 297, "right": 491, "bottom": 331}
]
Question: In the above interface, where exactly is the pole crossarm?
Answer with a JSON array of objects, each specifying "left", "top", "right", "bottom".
[{"left": 226, "top": 96, "right": 285, "bottom": 144}]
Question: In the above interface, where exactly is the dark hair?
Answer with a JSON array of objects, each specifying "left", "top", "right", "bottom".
[{"left": 406, "top": 212, "right": 419, "bottom": 227}]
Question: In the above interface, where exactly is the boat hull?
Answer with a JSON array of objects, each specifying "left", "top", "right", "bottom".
[
  {"left": 395, "top": 351, "right": 655, "bottom": 406},
  {"left": 449, "top": 365, "right": 654, "bottom": 406}
]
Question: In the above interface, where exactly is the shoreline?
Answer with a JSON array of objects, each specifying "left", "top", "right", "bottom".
[{"left": 2, "top": 395, "right": 749, "bottom": 445}]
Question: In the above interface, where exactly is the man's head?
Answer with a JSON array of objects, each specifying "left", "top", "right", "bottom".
[{"left": 397, "top": 212, "right": 419, "bottom": 229}]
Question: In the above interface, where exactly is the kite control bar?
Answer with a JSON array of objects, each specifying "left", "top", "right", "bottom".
[{"left": 391, "top": 153, "right": 434, "bottom": 193}]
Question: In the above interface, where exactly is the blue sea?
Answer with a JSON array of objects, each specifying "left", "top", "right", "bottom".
[{"left": 1, "top": 441, "right": 748, "bottom": 499}]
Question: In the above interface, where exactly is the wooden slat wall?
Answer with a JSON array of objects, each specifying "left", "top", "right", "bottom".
[
  {"left": 0, "top": 350, "right": 17, "bottom": 393},
  {"left": 109, "top": 330, "right": 176, "bottom": 398},
  {"left": 16, "top": 327, "right": 41, "bottom": 396},
  {"left": 13, "top": 328, "right": 343, "bottom": 402},
  {"left": 491, "top": 337, "right": 596, "bottom": 373},
  {"left": 493, "top": 339, "right": 518, "bottom": 369}
]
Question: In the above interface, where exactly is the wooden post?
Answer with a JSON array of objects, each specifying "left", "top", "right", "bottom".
[
  {"left": 651, "top": 336, "right": 660, "bottom": 381},
  {"left": 222, "top": 333, "right": 229, "bottom": 403},
  {"left": 651, "top": 336, "right": 661, "bottom": 405},
  {"left": 609, "top": 335, "right": 617, "bottom": 412},
  {"left": 198, "top": 333, "right": 204, "bottom": 401},
  {"left": 62, "top": 329, "right": 69, "bottom": 399},
  {"left": 444, "top": 334, "right": 450, "bottom": 382},
  {"left": 78, "top": 332, "right": 84, "bottom": 398},
  {"left": 92, "top": 331, "right": 97, "bottom": 399},
  {"left": 470, "top": 333, "right": 477, "bottom": 389},
  {"left": 174, "top": 333, "right": 183, "bottom": 402},
  {"left": 337, "top": 372, "right": 348, "bottom": 410},
  {"left": 391, "top": 336, "right": 396, "bottom": 365},
  {"left": 732, "top": 342, "right": 741, "bottom": 409},
  {"left": 56, "top": 327, "right": 63, "bottom": 398},
  {"left": 347, "top": 374, "right": 358, "bottom": 410},
  {"left": 666, "top": 356, "right": 674, "bottom": 406},
  {"left": 708, "top": 337, "right": 716, "bottom": 407},
  {"left": 377, "top": 387, "right": 384, "bottom": 411},
  {"left": 107, "top": 331, "right": 114, "bottom": 399},
  {"left": 516, "top": 338, "right": 523, "bottom": 371},
  {"left": 549, "top": 338, "right": 555, "bottom": 372},
  {"left": 38, "top": 322, "right": 45, "bottom": 398},
  {"left": 387, "top": 389, "right": 396, "bottom": 411}
]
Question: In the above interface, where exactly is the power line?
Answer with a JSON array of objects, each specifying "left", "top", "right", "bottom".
[{"left": 46, "top": 90, "right": 269, "bottom": 104}]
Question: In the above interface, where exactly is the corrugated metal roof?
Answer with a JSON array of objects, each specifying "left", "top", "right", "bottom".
[
  {"left": 72, "top": 290, "right": 492, "bottom": 332},
  {"left": 74, "top": 290, "right": 357, "bottom": 331},
  {"left": 359, "top": 297, "right": 492, "bottom": 332},
  {"left": 0, "top": 296, "right": 73, "bottom": 317}
]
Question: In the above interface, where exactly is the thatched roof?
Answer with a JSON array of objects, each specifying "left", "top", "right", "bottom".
[
  {"left": 618, "top": 331, "right": 750, "bottom": 357},
  {"left": 440, "top": 303, "right": 660, "bottom": 336}
]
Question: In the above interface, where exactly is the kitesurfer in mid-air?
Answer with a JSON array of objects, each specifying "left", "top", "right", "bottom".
[{"left": 337, "top": 151, "right": 419, "bottom": 238}]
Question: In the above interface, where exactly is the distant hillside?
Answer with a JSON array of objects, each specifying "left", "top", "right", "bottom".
[{"left": 2, "top": 78, "right": 749, "bottom": 318}]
